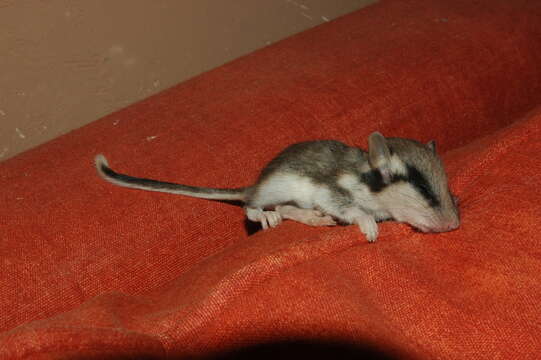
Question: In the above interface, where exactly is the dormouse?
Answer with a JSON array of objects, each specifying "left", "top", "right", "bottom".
[{"left": 95, "top": 132, "right": 459, "bottom": 242}]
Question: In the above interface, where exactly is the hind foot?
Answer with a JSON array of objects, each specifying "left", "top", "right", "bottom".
[
  {"left": 276, "top": 205, "right": 336, "bottom": 227},
  {"left": 245, "top": 207, "right": 282, "bottom": 230}
]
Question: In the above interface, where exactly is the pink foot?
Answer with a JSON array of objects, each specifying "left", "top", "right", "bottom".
[
  {"left": 245, "top": 207, "right": 282, "bottom": 229},
  {"left": 276, "top": 205, "right": 336, "bottom": 227}
]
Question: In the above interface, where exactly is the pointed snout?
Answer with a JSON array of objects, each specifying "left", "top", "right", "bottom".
[{"left": 431, "top": 216, "right": 460, "bottom": 233}]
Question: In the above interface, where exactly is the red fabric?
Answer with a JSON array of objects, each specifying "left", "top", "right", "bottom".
[{"left": 2, "top": 0, "right": 541, "bottom": 358}]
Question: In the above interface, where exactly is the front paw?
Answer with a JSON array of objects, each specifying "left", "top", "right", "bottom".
[{"left": 356, "top": 215, "right": 378, "bottom": 243}]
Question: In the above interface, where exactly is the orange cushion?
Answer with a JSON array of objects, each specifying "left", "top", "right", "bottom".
[{"left": 2, "top": 0, "right": 541, "bottom": 358}]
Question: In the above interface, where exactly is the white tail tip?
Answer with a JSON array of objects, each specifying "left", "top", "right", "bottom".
[{"left": 95, "top": 154, "right": 109, "bottom": 168}]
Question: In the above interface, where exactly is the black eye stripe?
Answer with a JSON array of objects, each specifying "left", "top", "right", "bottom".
[
  {"left": 359, "top": 165, "right": 440, "bottom": 207},
  {"left": 405, "top": 165, "right": 440, "bottom": 207}
]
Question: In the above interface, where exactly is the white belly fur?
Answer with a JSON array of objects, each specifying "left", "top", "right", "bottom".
[{"left": 251, "top": 173, "right": 320, "bottom": 209}]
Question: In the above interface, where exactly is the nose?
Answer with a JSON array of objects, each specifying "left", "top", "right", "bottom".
[{"left": 439, "top": 217, "right": 460, "bottom": 232}]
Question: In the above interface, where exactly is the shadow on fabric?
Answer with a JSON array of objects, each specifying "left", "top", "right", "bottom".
[{"left": 199, "top": 339, "right": 399, "bottom": 360}]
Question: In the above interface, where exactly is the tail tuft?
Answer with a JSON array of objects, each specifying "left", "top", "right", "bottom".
[
  {"left": 94, "top": 154, "right": 112, "bottom": 180},
  {"left": 95, "top": 154, "right": 109, "bottom": 168}
]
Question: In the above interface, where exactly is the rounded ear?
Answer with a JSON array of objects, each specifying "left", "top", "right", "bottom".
[
  {"left": 427, "top": 140, "right": 437, "bottom": 153},
  {"left": 368, "top": 132, "right": 392, "bottom": 183}
]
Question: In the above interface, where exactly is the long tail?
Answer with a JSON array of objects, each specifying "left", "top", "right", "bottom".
[{"left": 94, "top": 154, "right": 247, "bottom": 201}]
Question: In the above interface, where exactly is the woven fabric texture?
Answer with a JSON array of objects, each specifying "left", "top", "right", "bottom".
[{"left": 1, "top": 0, "right": 541, "bottom": 358}]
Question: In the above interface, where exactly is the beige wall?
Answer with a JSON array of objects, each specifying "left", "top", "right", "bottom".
[{"left": 0, "top": 0, "right": 375, "bottom": 161}]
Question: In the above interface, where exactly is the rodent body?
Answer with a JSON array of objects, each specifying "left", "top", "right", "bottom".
[{"left": 95, "top": 132, "right": 460, "bottom": 242}]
